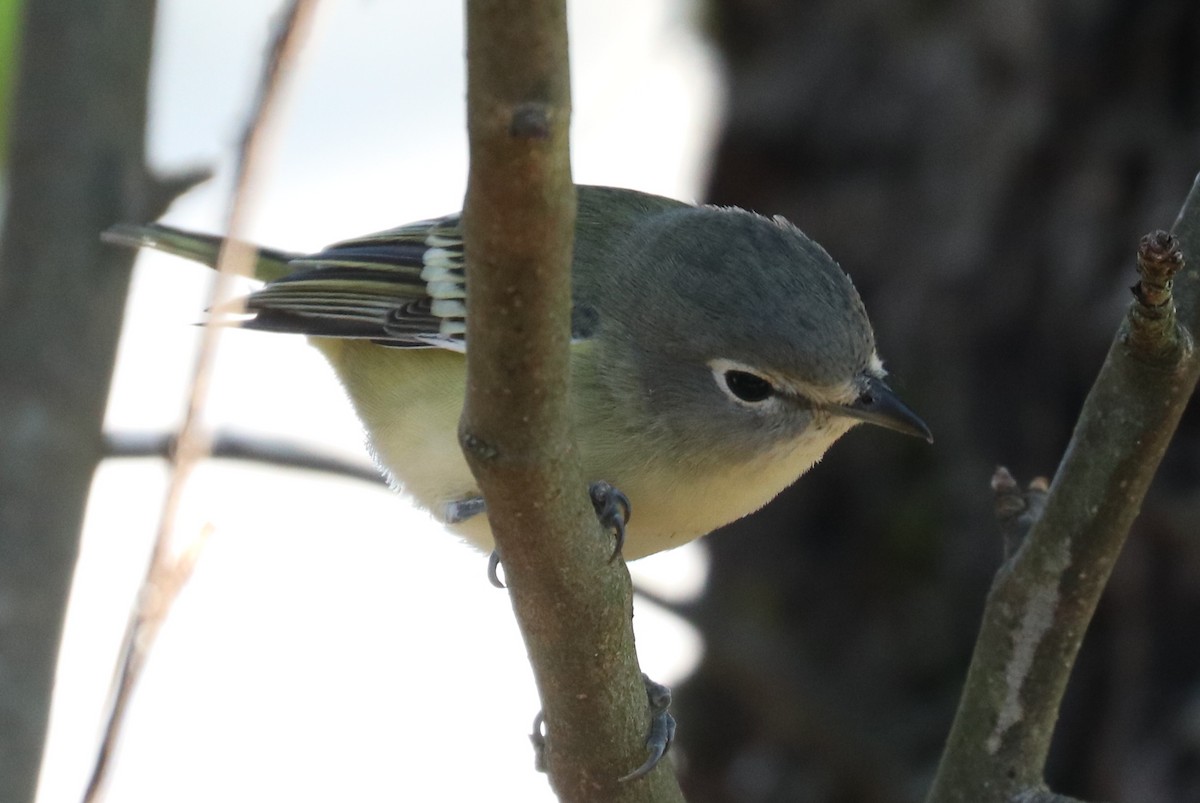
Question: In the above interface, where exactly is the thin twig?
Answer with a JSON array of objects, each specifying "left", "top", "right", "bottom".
[
  {"left": 103, "top": 430, "right": 385, "bottom": 487},
  {"left": 82, "top": 4, "right": 321, "bottom": 801}
]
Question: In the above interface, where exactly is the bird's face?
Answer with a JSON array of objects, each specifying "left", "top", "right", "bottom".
[
  {"left": 607, "top": 205, "right": 930, "bottom": 467},
  {"left": 705, "top": 354, "right": 931, "bottom": 445}
]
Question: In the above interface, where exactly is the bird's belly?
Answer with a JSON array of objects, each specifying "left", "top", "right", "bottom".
[
  {"left": 314, "top": 340, "right": 849, "bottom": 560},
  {"left": 610, "top": 428, "right": 850, "bottom": 559},
  {"left": 440, "top": 442, "right": 833, "bottom": 560},
  {"left": 433, "top": 427, "right": 845, "bottom": 561},
  {"left": 313, "top": 340, "right": 480, "bottom": 524}
]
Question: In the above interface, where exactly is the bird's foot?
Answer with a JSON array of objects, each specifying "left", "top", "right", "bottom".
[
  {"left": 530, "top": 711, "right": 548, "bottom": 773},
  {"left": 588, "top": 480, "right": 631, "bottom": 562},
  {"left": 619, "top": 673, "right": 676, "bottom": 782},
  {"left": 529, "top": 673, "right": 675, "bottom": 782},
  {"left": 447, "top": 495, "right": 508, "bottom": 588},
  {"left": 483, "top": 481, "right": 630, "bottom": 587}
]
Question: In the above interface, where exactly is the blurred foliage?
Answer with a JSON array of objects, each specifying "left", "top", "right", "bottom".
[
  {"left": 0, "top": 0, "right": 23, "bottom": 165},
  {"left": 679, "top": 1, "right": 1200, "bottom": 801}
]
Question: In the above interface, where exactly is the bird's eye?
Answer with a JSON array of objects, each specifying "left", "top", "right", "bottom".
[{"left": 723, "top": 370, "right": 774, "bottom": 403}]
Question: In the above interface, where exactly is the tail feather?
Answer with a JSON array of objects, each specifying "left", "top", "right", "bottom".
[
  {"left": 101, "top": 223, "right": 297, "bottom": 283},
  {"left": 103, "top": 217, "right": 466, "bottom": 349}
]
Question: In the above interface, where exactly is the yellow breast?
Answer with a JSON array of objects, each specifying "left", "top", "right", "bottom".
[{"left": 313, "top": 339, "right": 851, "bottom": 559}]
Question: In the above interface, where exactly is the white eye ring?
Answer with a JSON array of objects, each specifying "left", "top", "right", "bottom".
[{"left": 710, "top": 359, "right": 777, "bottom": 406}]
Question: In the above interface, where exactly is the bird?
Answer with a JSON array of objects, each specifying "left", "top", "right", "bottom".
[{"left": 104, "top": 185, "right": 931, "bottom": 562}]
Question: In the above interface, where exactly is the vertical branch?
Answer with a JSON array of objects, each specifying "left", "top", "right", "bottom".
[
  {"left": 460, "top": 2, "right": 684, "bottom": 800},
  {"left": 81, "top": 3, "right": 320, "bottom": 801}
]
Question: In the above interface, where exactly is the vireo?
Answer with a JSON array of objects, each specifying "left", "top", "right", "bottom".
[{"left": 105, "top": 185, "right": 931, "bottom": 559}]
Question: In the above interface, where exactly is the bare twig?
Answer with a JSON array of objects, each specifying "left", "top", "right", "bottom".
[
  {"left": 103, "top": 430, "right": 385, "bottom": 486},
  {"left": 82, "top": 4, "right": 321, "bottom": 800},
  {"left": 459, "top": 2, "right": 684, "bottom": 800},
  {"left": 926, "top": 207, "right": 1200, "bottom": 799}
]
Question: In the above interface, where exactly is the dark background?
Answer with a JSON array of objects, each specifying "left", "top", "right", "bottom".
[{"left": 677, "top": 1, "right": 1200, "bottom": 800}]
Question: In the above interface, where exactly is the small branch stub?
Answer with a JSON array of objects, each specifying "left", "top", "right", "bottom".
[
  {"left": 1134, "top": 230, "right": 1184, "bottom": 308},
  {"left": 510, "top": 102, "right": 553, "bottom": 140},
  {"left": 1128, "top": 229, "right": 1190, "bottom": 364},
  {"left": 991, "top": 467, "right": 1049, "bottom": 561}
]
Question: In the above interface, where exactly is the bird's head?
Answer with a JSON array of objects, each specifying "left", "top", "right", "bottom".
[{"left": 597, "top": 204, "right": 931, "bottom": 465}]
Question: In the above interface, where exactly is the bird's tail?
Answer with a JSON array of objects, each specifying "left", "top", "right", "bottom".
[{"left": 102, "top": 223, "right": 297, "bottom": 283}]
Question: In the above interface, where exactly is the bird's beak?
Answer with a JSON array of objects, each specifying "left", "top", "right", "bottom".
[{"left": 834, "top": 376, "right": 933, "bottom": 443}]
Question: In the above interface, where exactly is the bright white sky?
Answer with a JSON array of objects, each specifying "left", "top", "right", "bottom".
[{"left": 37, "top": 1, "right": 723, "bottom": 801}]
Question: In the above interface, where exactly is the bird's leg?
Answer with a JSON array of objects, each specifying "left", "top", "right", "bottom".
[
  {"left": 445, "top": 495, "right": 486, "bottom": 524},
  {"left": 445, "top": 496, "right": 508, "bottom": 587},
  {"left": 530, "top": 673, "right": 676, "bottom": 782},
  {"left": 588, "top": 480, "right": 631, "bottom": 562}
]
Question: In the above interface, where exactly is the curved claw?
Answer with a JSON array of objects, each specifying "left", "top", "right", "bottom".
[
  {"left": 530, "top": 711, "right": 547, "bottom": 773},
  {"left": 618, "top": 674, "right": 676, "bottom": 783},
  {"left": 588, "top": 481, "right": 632, "bottom": 562},
  {"left": 487, "top": 550, "right": 505, "bottom": 589}
]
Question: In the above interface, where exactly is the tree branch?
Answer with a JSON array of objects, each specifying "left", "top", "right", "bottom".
[
  {"left": 926, "top": 188, "right": 1200, "bottom": 800},
  {"left": 82, "top": 4, "right": 321, "bottom": 801},
  {"left": 103, "top": 430, "right": 386, "bottom": 486},
  {"left": 459, "top": 2, "right": 684, "bottom": 800}
]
